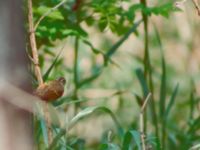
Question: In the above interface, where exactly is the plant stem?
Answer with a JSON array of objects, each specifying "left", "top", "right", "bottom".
[
  {"left": 73, "top": 36, "right": 79, "bottom": 113},
  {"left": 28, "top": 0, "right": 52, "bottom": 146},
  {"left": 140, "top": 0, "right": 159, "bottom": 140},
  {"left": 140, "top": 93, "right": 152, "bottom": 150},
  {"left": 28, "top": 0, "right": 43, "bottom": 85}
]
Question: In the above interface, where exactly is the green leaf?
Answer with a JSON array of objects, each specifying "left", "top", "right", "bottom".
[
  {"left": 78, "top": 69, "right": 102, "bottom": 88},
  {"left": 52, "top": 96, "right": 71, "bottom": 107},
  {"left": 100, "top": 143, "right": 120, "bottom": 150},
  {"left": 48, "top": 129, "right": 66, "bottom": 150},
  {"left": 81, "top": 38, "right": 103, "bottom": 54},
  {"left": 146, "top": 135, "right": 161, "bottom": 150},
  {"left": 122, "top": 130, "right": 141, "bottom": 150},
  {"left": 43, "top": 45, "right": 64, "bottom": 81},
  {"left": 150, "top": 3, "right": 177, "bottom": 18},
  {"left": 104, "top": 19, "right": 142, "bottom": 65},
  {"left": 50, "top": 106, "right": 124, "bottom": 150},
  {"left": 81, "top": 38, "right": 119, "bottom": 69},
  {"left": 154, "top": 25, "right": 167, "bottom": 117},
  {"left": 40, "top": 118, "right": 49, "bottom": 147},
  {"left": 188, "top": 116, "right": 200, "bottom": 134},
  {"left": 128, "top": 4, "right": 144, "bottom": 17},
  {"left": 189, "top": 80, "right": 195, "bottom": 119},
  {"left": 165, "top": 83, "right": 179, "bottom": 119},
  {"left": 98, "top": 16, "right": 108, "bottom": 31},
  {"left": 128, "top": 3, "right": 177, "bottom": 18},
  {"left": 135, "top": 68, "right": 149, "bottom": 97},
  {"left": 69, "top": 106, "right": 122, "bottom": 133},
  {"left": 85, "top": 16, "right": 95, "bottom": 26},
  {"left": 133, "top": 93, "right": 143, "bottom": 107}
]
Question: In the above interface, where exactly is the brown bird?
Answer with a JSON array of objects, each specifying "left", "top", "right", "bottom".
[{"left": 34, "top": 77, "right": 66, "bottom": 102}]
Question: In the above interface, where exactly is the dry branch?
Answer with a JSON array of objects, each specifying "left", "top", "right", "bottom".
[
  {"left": 28, "top": 0, "right": 52, "bottom": 145},
  {"left": 28, "top": 0, "right": 43, "bottom": 85}
]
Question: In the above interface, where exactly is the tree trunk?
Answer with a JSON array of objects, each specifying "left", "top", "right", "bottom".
[{"left": 0, "top": 0, "right": 33, "bottom": 149}]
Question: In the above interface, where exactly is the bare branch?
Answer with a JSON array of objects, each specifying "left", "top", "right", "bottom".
[
  {"left": 28, "top": 0, "right": 52, "bottom": 145},
  {"left": 28, "top": 0, "right": 43, "bottom": 85}
]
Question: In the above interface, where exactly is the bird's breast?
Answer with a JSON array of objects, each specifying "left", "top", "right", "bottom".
[{"left": 34, "top": 82, "right": 64, "bottom": 102}]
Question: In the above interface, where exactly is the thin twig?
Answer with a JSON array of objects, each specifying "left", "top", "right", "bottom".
[
  {"left": 28, "top": 0, "right": 52, "bottom": 146},
  {"left": 140, "top": 0, "right": 159, "bottom": 140},
  {"left": 140, "top": 93, "right": 152, "bottom": 150},
  {"left": 34, "top": 0, "right": 68, "bottom": 31}
]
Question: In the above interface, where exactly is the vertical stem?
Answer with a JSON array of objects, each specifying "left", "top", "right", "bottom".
[
  {"left": 28, "top": 0, "right": 43, "bottom": 85},
  {"left": 140, "top": 93, "right": 151, "bottom": 150},
  {"left": 74, "top": 37, "right": 79, "bottom": 88},
  {"left": 73, "top": 36, "right": 79, "bottom": 113},
  {"left": 140, "top": 113, "right": 146, "bottom": 150},
  {"left": 28, "top": 0, "right": 52, "bottom": 146},
  {"left": 140, "top": 0, "right": 148, "bottom": 134},
  {"left": 45, "top": 104, "right": 52, "bottom": 144},
  {"left": 162, "top": 117, "right": 166, "bottom": 149},
  {"left": 140, "top": 0, "right": 159, "bottom": 140}
]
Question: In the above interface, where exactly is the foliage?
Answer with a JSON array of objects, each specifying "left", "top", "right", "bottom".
[{"left": 28, "top": 0, "right": 200, "bottom": 150}]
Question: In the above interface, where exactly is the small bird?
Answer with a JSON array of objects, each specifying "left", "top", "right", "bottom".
[{"left": 34, "top": 77, "right": 66, "bottom": 102}]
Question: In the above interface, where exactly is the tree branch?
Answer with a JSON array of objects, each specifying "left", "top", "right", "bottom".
[
  {"left": 28, "top": 0, "right": 43, "bottom": 85},
  {"left": 28, "top": 0, "right": 52, "bottom": 146}
]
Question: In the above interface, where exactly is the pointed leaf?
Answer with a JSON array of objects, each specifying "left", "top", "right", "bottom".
[
  {"left": 135, "top": 68, "right": 149, "bottom": 97},
  {"left": 43, "top": 45, "right": 65, "bottom": 81},
  {"left": 122, "top": 130, "right": 141, "bottom": 150},
  {"left": 69, "top": 106, "right": 122, "bottom": 134},
  {"left": 154, "top": 26, "right": 167, "bottom": 117},
  {"left": 104, "top": 20, "right": 142, "bottom": 66},
  {"left": 50, "top": 106, "right": 124, "bottom": 150},
  {"left": 165, "top": 83, "right": 179, "bottom": 118}
]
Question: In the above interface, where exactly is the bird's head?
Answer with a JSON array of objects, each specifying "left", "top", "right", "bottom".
[{"left": 57, "top": 77, "right": 66, "bottom": 86}]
